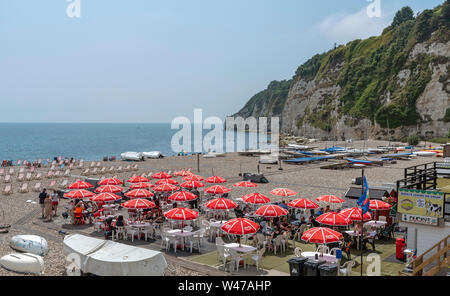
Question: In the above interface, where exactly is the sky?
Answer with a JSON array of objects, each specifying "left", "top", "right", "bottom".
[{"left": 0, "top": 0, "right": 444, "bottom": 123}]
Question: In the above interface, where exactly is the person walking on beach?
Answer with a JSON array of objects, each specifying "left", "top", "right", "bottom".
[
  {"left": 52, "top": 190, "right": 60, "bottom": 217},
  {"left": 39, "top": 188, "right": 47, "bottom": 218},
  {"left": 44, "top": 194, "right": 53, "bottom": 222}
]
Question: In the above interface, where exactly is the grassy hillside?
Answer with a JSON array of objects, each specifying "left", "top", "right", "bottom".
[{"left": 233, "top": 1, "right": 450, "bottom": 131}]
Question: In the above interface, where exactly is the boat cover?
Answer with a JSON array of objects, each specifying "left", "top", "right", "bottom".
[{"left": 63, "top": 234, "right": 167, "bottom": 276}]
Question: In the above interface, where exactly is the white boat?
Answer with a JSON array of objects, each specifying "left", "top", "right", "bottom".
[
  {"left": 0, "top": 253, "right": 44, "bottom": 275},
  {"left": 10, "top": 235, "right": 48, "bottom": 256},
  {"left": 203, "top": 151, "right": 226, "bottom": 158},
  {"left": 120, "top": 152, "right": 144, "bottom": 161},
  {"left": 142, "top": 151, "right": 164, "bottom": 159},
  {"left": 287, "top": 144, "right": 309, "bottom": 150},
  {"left": 413, "top": 151, "right": 437, "bottom": 157},
  {"left": 63, "top": 234, "right": 168, "bottom": 276}
]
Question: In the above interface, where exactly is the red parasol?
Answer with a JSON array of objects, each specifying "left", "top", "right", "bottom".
[
  {"left": 233, "top": 181, "right": 258, "bottom": 188},
  {"left": 98, "top": 178, "right": 123, "bottom": 185},
  {"left": 316, "top": 212, "right": 352, "bottom": 226},
  {"left": 94, "top": 185, "right": 123, "bottom": 193},
  {"left": 340, "top": 207, "right": 372, "bottom": 221},
  {"left": 121, "top": 198, "right": 156, "bottom": 209},
  {"left": 205, "top": 185, "right": 231, "bottom": 195},
  {"left": 242, "top": 193, "right": 271, "bottom": 204},
  {"left": 124, "top": 189, "right": 154, "bottom": 199},
  {"left": 67, "top": 181, "right": 93, "bottom": 190},
  {"left": 288, "top": 198, "right": 319, "bottom": 209},
  {"left": 152, "top": 172, "right": 172, "bottom": 179},
  {"left": 129, "top": 182, "right": 154, "bottom": 189},
  {"left": 64, "top": 189, "right": 95, "bottom": 199},
  {"left": 315, "top": 195, "right": 345, "bottom": 204},
  {"left": 270, "top": 188, "right": 297, "bottom": 197},
  {"left": 301, "top": 227, "right": 343, "bottom": 244},
  {"left": 152, "top": 184, "right": 180, "bottom": 192},
  {"left": 90, "top": 192, "right": 122, "bottom": 202},
  {"left": 168, "top": 191, "right": 198, "bottom": 202},
  {"left": 164, "top": 208, "right": 199, "bottom": 221},
  {"left": 369, "top": 200, "right": 392, "bottom": 210},
  {"left": 204, "top": 176, "right": 227, "bottom": 184},
  {"left": 180, "top": 181, "right": 205, "bottom": 189},
  {"left": 205, "top": 198, "right": 237, "bottom": 210},
  {"left": 255, "top": 204, "right": 289, "bottom": 217},
  {"left": 127, "top": 176, "right": 150, "bottom": 183}
]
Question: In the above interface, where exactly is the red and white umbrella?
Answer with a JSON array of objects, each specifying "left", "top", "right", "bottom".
[
  {"left": 129, "top": 182, "right": 154, "bottom": 189},
  {"left": 152, "top": 171, "right": 172, "bottom": 179},
  {"left": 164, "top": 208, "right": 199, "bottom": 221},
  {"left": 124, "top": 189, "right": 154, "bottom": 199},
  {"left": 168, "top": 191, "right": 197, "bottom": 202},
  {"left": 127, "top": 176, "right": 150, "bottom": 183},
  {"left": 270, "top": 188, "right": 297, "bottom": 197},
  {"left": 98, "top": 177, "right": 123, "bottom": 185},
  {"left": 180, "top": 181, "right": 205, "bottom": 189},
  {"left": 155, "top": 178, "right": 179, "bottom": 185},
  {"left": 121, "top": 198, "right": 156, "bottom": 209},
  {"left": 205, "top": 176, "right": 227, "bottom": 184},
  {"left": 369, "top": 200, "right": 392, "bottom": 210},
  {"left": 315, "top": 195, "right": 345, "bottom": 204},
  {"left": 173, "top": 170, "right": 192, "bottom": 177},
  {"left": 205, "top": 185, "right": 231, "bottom": 195},
  {"left": 205, "top": 198, "right": 237, "bottom": 210},
  {"left": 90, "top": 192, "right": 122, "bottom": 202},
  {"left": 340, "top": 207, "right": 372, "bottom": 221},
  {"left": 94, "top": 185, "right": 123, "bottom": 193},
  {"left": 153, "top": 184, "right": 180, "bottom": 192},
  {"left": 242, "top": 193, "right": 271, "bottom": 204},
  {"left": 255, "top": 204, "right": 288, "bottom": 217},
  {"left": 288, "top": 198, "right": 319, "bottom": 209},
  {"left": 182, "top": 174, "right": 204, "bottom": 181},
  {"left": 221, "top": 218, "right": 260, "bottom": 236},
  {"left": 64, "top": 189, "right": 95, "bottom": 199},
  {"left": 233, "top": 181, "right": 258, "bottom": 188},
  {"left": 301, "top": 227, "right": 343, "bottom": 244},
  {"left": 316, "top": 212, "right": 352, "bottom": 226},
  {"left": 68, "top": 181, "right": 93, "bottom": 190}
]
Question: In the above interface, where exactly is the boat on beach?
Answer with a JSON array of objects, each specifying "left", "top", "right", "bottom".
[
  {"left": 120, "top": 152, "right": 144, "bottom": 161},
  {"left": 0, "top": 253, "right": 44, "bottom": 275}
]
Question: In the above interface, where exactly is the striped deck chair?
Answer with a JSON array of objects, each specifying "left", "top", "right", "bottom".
[
  {"left": 17, "top": 173, "right": 25, "bottom": 182},
  {"left": 81, "top": 168, "right": 89, "bottom": 176},
  {"left": 46, "top": 171, "right": 54, "bottom": 179},
  {"left": 59, "top": 179, "right": 68, "bottom": 189},
  {"left": 34, "top": 172, "right": 42, "bottom": 180},
  {"left": 9, "top": 168, "right": 14, "bottom": 175},
  {"left": 99, "top": 167, "right": 106, "bottom": 174},
  {"left": 63, "top": 169, "right": 70, "bottom": 177},
  {"left": 17, "top": 159, "right": 22, "bottom": 166},
  {"left": 32, "top": 182, "right": 41, "bottom": 192},
  {"left": 116, "top": 166, "right": 123, "bottom": 173},
  {"left": 96, "top": 162, "right": 101, "bottom": 168},
  {"left": 30, "top": 166, "right": 35, "bottom": 174},
  {"left": 2, "top": 184, "right": 12, "bottom": 195},
  {"left": 4, "top": 175, "right": 11, "bottom": 183},
  {"left": 108, "top": 166, "right": 115, "bottom": 173},
  {"left": 0, "top": 168, "right": 4, "bottom": 176},
  {"left": 19, "top": 183, "right": 29, "bottom": 193},
  {"left": 48, "top": 180, "right": 57, "bottom": 190},
  {"left": 19, "top": 167, "right": 25, "bottom": 175},
  {"left": 132, "top": 164, "right": 138, "bottom": 171},
  {"left": 25, "top": 173, "right": 32, "bottom": 181}
]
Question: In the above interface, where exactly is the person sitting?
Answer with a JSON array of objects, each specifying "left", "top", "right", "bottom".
[
  {"left": 73, "top": 205, "right": 84, "bottom": 224},
  {"left": 324, "top": 205, "right": 331, "bottom": 213},
  {"left": 234, "top": 205, "right": 244, "bottom": 218},
  {"left": 309, "top": 215, "right": 320, "bottom": 227},
  {"left": 354, "top": 222, "right": 362, "bottom": 235},
  {"left": 363, "top": 226, "right": 377, "bottom": 250},
  {"left": 317, "top": 208, "right": 324, "bottom": 216}
]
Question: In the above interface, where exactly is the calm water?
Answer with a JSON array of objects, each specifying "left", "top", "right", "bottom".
[{"left": 0, "top": 123, "right": 270, "bottom": 161}]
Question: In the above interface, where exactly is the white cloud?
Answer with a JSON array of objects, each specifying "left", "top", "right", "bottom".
[{"left": 318, "top": 5, "right": 392, "bottom": 45}]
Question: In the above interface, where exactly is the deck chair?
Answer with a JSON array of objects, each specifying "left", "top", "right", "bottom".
[
  {"left": 91, "top": 168, "right": 98, "bottom": 175},
  {"left": 59, "top": 179, "right": 68, "bottom": 189},
  {"left": 4, "top": 175, "right": 11, "bottom": 183},
  {"left": 99, "top": 167, "right": 106, "bottom": 174},
  {"left": 17, "top": 174, "right": 25, "bottom": 182},
  {"left": 2, "top": 185, "right": 12, "bottom": 195},
  {"left": 124, "top": 165, "right": 131, "bottom": 172},
  {"left": 0, "top": 168, "right": 4, "bottom": 176},
  {"left": 25, "top": 173, "right": 32, "bottom": 181},
  {"left": 48, "top": 180, "right": 56, "bottom": 190},
  {"left": 30, "top": 166, "right": 35, "bottom": 173},
  {"left": 81, "top": 168, "right": 89, "bottom": 176},
  {"left": 8, "top": 168, "right": 14, "bottom": 175},
  {"left": 19, "top": 167, "right": 24, "bottom": 174},
  {"left": 78, "top": 162, "right": 84, "bottom": 169},
  {"left": 63, "top": 169, "right": 70, "bottom": 177},
  {"left": 17, "top": 159, "right": 22, "bottom": 166},
  {"left": 90, "top": 162, "right": 95, "bottom": 168},
  {"left": 54, "top": 170, "right": 61, "bottom": 178},
  {"left": 32, "top": 182, "right": 41, "bottom": 192},
  {"left": 132, "top": 164, "right": 138, "bottom": 171},
  {"left": 116, "top": 166, "right": 123, "bottom": 173},
  {"left": 34, "top": 172, "right": 42, "bottom": 180},
  {"left": 19, "top": 183, "right": 29, "bottom": 193},
  {"left": 108, "top": 166, "right": 115, "bottom": 173},
  {"left": 46, "top": 171, "right": 53, "bottom": 179}
]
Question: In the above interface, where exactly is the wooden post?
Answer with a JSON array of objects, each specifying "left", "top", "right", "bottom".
[
  {"left": 360, "top": 168, "right": 365, "bottom": 276},
  {"left": 197, "top": 153, "right": 200, "bottom": 173}
]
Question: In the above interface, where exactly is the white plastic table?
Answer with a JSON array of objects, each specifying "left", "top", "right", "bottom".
[
  {"left": 224, "top": 243, "right": 256, "bottom": 254},
  {"left": 301, "top": 252, "right": 338, "bottom": 263},
  {"left": 345, "top": 230, "right": 362, "bottom": 250},
  {"left": 364, "top": 220, "right": 387, "bottom": 228},
  {"left": 166, "top": 229, "right": 195, "bottom": 250}
]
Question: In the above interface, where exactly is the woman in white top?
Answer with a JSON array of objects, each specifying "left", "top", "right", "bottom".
[{"left": 52, "top": 191, "right": 60, "bottom": 217}]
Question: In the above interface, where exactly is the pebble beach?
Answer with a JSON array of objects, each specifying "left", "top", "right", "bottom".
[{"left": 0, "top": 139, "right": 443, "bottom": 275}]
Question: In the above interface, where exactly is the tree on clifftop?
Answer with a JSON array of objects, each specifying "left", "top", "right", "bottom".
[{"left": 392, "top": 6, "right": 415, "bottom": 27}]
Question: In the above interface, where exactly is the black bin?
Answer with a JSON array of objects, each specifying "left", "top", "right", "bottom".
[
  {"left": 304, "top": 259, "right": 326, "bottom": 276},
  {"left": 287, "top": 257, "right": 308, "bottom": 276},
  {"left": 319, "top": 264, "right": 338, "bottom": 276}
]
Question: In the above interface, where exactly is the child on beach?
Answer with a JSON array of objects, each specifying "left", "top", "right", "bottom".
[
  {"left": 52, "top": 190, "right": 59, "bottom": 217},
  {"left": 44, "top": 194, "right": 53, "bottom": 222}
]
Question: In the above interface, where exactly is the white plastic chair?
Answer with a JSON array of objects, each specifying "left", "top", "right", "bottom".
[
  {"left": 316, "top": 245, "right": 330, "bottom": 254},
  {"left": 216, "top": 245, "right": 232, "bottom": 272},
  {"left": 112, "top": 226, "right": 125, "bottom": 241},
  {"left": 140, "top": 226, "right": 154, "bottom": 241},
  {"left": 228, "top": 248, "right": 246, "bottom": 272},
  {"left": 339, "top": 260, "right": 355, "bottom": 276},
  {"left": 125, "top": 226, "right": 138, "bottom": 242},
  {"left": 294, "top": 247, "right": 303, "bottom": 257},
  {"left": 379, "top": 216, "right": 387, "bottom": 222},
  {"left": 251, "top": 248, "right": 266, "bottom": 271},
  {"left": 160, "top": 231, "right": 170, "bottom": 251}
]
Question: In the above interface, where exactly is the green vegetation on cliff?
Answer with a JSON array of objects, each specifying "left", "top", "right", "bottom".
[{"left": 233, "top": 1, "right": 450, "bottom": 132}]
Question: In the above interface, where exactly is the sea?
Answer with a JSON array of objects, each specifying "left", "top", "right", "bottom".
[{"left": 0, "top": 123, "right": 272, "bottom": 162}]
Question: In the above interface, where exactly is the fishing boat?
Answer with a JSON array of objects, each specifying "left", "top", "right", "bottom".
[{"left": 0, "top": 253, "right": 44, "bottom": 275}]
